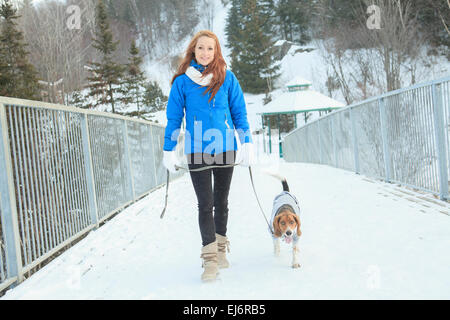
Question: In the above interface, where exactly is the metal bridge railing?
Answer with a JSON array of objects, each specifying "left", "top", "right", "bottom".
[
  {"left": 283, "top": 76, "right": 450, "bottom": 200},
  {"left": 0, "top": 96, "right": 181, "bottom": 292}
]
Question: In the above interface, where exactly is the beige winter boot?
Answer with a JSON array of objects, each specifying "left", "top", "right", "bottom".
[
  {"left": 200, "top": 241, "right": 219, "bottom": 282},
  {"left": 216, "top": 233, "right": 230, "bottom": 269}
]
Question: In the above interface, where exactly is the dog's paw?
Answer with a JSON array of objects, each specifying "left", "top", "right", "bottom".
[{"left": 292, "top": 263, "right": 301, "bottom": 269}]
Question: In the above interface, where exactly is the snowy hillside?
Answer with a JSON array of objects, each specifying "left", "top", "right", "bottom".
[
  {"left": 146, "top": 0, "right": 450, "bottom": 132},
  {"left": 145, "top": 0, "right": 333, "bottom": 130}
]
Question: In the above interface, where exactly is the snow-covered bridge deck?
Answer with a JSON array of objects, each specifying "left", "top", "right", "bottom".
[{"left": 2, "top": 162, "right": 449, "bottom": 299}]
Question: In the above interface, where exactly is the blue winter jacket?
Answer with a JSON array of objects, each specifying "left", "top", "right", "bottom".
[{"left": 163, "top": 59, "right": 252, "bottom": 154}]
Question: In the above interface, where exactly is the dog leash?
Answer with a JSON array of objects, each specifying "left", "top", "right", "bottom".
[
  {"left": 160, "top": 164, "right": 274, "bottom": 235},
  {"left": 159, "top": 163, "right": 238, "bottom": 219},
  {"left": 176, "top": 163, "right": 238, "bottom": 172},
  {"left": 248, "top": 167, "right": 274, "bottom": 235},
  {"left": 159, "top": 170, "right": 171, "bottom": 219}
]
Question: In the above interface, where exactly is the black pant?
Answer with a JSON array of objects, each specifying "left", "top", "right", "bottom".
[{"left": 187, "top": 151, "right": 236, "bottom": 246}]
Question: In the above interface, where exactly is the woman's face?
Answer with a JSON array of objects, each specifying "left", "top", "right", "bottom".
[{"left": 194, "top": 36, "right": 215, "bottom": 67}]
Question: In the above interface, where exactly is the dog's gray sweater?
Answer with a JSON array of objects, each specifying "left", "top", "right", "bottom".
[{"left": 269, "top": 191, "right": 301, "bottom": 238}]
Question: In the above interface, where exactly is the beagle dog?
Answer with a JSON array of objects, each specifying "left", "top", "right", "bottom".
[{"left": 267, "top": 173, "right": 301, "bottom": 268}]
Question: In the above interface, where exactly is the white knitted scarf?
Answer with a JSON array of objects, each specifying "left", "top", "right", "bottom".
[{"left": 185, "top": 66, "right": 212, "bottom": 86}]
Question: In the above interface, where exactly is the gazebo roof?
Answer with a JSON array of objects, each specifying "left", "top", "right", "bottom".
[
  {"left": 257, "top": 89, "right": 345, "bottom": 115},
  {"left": 285, "top": 76, "right": 312, "bottom": 88}
]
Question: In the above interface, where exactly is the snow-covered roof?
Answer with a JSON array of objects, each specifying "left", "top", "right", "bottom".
[
  {"left": 285, "top": 76, "right": 312, "bottom": 88},
  {"left": 257, "top": 89, "right": 345, "bottom": 115}
]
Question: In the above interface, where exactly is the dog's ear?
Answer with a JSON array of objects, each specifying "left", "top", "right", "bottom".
[
  {"left": 273, "top": 215, "right": 282, "bottom": 237},
  {"left": 293, "top": 215, "right": 301, "bottom": 237}
]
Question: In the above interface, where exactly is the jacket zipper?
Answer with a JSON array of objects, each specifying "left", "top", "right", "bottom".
[
  {"left": 224, "top": 113, "right": 230, "bottom": 129},
  {"left": 209, "top": 97, "right": 215, "bottom": 121}
]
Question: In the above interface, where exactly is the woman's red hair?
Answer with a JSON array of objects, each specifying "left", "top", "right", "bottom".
[{"left": 171, "top": 30, "right": 227, "bottom": 103}]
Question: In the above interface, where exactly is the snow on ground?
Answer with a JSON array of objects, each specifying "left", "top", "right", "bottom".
[{"left": 2, "top": 155, "right": 450, "bottom": 300}]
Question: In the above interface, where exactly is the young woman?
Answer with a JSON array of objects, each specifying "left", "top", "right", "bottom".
[{"left": 162, "top": 30, "right": 254, "bottom": 282}]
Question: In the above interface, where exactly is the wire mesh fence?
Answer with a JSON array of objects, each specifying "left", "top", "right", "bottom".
[
  {"left": 283, "top": 76, "right": 450, "bottom": 200},
  {"left": 0, "top": 96, "right": 178, "bottom": 292},
  {"left": 0, "top": 205, "right": 6, "bottom": 284}
]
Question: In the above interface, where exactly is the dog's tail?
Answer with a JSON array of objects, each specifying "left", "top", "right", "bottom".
[{"left": 263, "top": 170, "right": 289, "bottom": 192}]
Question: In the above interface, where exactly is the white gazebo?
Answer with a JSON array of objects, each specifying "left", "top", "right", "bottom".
[{"left": 257, "top": 77, "right": 345, "bottom": 155}]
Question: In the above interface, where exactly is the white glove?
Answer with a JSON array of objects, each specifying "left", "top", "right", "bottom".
[
  {"left": 236, "top": 142, "right": 255, "bottom": 167},
  {"left": 163, "top": 151, "right": 180, "bottom": 173}
]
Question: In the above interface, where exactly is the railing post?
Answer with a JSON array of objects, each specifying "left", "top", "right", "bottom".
[
  {"left": 349, "top": 107, "right": 360, "bottom": 174},
  {"left": 331, "top": 116, "right": 338, "bottom": 167},
  {"left": 0, "top": 103, "right": 23, "bottom": 284},
  {"left": 122, "top": 120, "right": 135, "bottom": 200},
  {"left": 149, "top": 125, "right": 158, "bottom": 187},
  {"left": 80, "top": 113, "right": 99, "bottom": 228},
  {"left": 317, "top": 119, "right": 323, "bottom": 164},
  {"left": 262, "top": 125, "right": 266, "bottom": 154},
  {"left": 431, "top": 83, "right": 449, "bottom": 200},
  {"left": 378, "top": 97, "right": 391, "bottom": 182},
  {"left": 268, "top": 117, "right": 272, "bottom": 154}
]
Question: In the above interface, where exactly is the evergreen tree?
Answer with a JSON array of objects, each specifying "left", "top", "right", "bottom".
[
  {"left": 124, "top": 80, "right": 166, "bottom": 120},
  {"left": 69, "top": 90, "right": 88, "bottom": 109},
  {"left": 0, "top": 0, "right": 39, "bottom": 99},
  {"left": 412, "top": 0, "right": 449, "bottom": 50},
  {"left": 228, "top": 0, "right": 280, "bottom": 94},
  {"left": 121, "top": 39, "right": 146, "bottom": 115},
  {"left": 325, "top": 0, "right": 365, "bottom": 28},
  {"left": 225, "top": 0, "right": 243, "bottom": 65},
  {"left": 315, "top": 0, "right": 367, "bottom": 35},
  {"left": 276, "top": 0, "right": 311, "bottom": 44},
  {"left": 86, "top": 0, "right": 124, "bottom": 113},
  {"left": 141, "top": 80, "right": 167, "bottom": 118}
]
